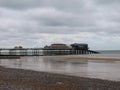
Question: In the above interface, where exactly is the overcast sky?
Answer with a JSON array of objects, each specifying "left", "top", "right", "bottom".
[{"left": 0, "top": 0, "right": 120, "bottom": 50}]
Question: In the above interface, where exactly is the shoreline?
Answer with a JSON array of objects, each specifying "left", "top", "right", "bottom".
[
  {"left": 0, "top": 66, "right": 120, "bottom": 90},
  {"left": 0, "top": 55, "right": 120, "bottom": 61}
]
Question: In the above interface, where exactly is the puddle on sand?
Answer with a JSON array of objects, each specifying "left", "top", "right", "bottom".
[{"left": 0, "top": 56, "right": 120, "bottom": 81}]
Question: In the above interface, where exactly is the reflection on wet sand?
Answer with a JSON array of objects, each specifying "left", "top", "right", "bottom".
[{"left": 0, "top": 56, "right": 120, "bottom": 81}]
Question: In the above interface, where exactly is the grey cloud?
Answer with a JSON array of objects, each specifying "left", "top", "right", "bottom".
[
  {"left": 1, "top": 6, "right": 120, "bottom": 35},
  {"left": 96, "top": 0, "right": 120, "bottom": 5},
  {"left": 0, "top": 0, "right": 43, "bottom": 9},
  {"left": 25, "top": 8, "right": 96, "bottom": 27},
  {"left": 0, "top": 7, "right": 97, "bottom": 34},
  {"left": 0, "top": 0, "right": 120, "bottom": 49},
  {"left": 0, "top": 0, "right": 85, "bottom": 10}
]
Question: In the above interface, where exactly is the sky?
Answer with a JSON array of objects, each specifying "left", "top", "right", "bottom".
[{"left": 0, "top": 0, "right": 120, "bottom": 50}]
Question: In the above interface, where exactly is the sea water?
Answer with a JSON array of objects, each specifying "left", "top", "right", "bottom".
[{"left": 90, "top": 50, "right": 120, "bottom": 58}]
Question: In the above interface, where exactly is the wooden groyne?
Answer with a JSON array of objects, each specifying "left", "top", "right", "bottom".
[
  {"left": 0, "top": 56, "right": 20, "bottom": 59},
  {"left": 88, "top": 50, "right": 99, "bottom": 54}
]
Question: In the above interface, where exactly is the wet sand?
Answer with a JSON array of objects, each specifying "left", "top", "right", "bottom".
[
  {"left": 0, "top": 66, "right": 120, "bottom": 90},
  {"left": 42, "top": 55, "right": 120, "bottom": 61}
]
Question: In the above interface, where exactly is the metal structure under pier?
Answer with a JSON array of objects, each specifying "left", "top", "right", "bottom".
[
  {"left": 0, "top": 48, "right": 43, "bottom": 56},
  {"left": 43, "top": 49, "right": 97, "bottom": 55},
  {"left": 0, "top": 48, "right": 99, "bottom": 56}
]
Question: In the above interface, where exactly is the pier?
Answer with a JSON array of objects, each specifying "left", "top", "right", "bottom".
[
  {"left": 0, "top": 43, "right": 99, "bottom": 56},
  {"left": 0, "top": 48, "right": 99, "bottom": 56}
]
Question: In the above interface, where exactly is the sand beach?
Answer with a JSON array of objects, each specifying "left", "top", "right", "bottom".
[
  {"left": 0, "top": 66, "right": 120, "bottom": 90},
  {"left": 0, "top": 55, "right": 120, "bottom": 89}
]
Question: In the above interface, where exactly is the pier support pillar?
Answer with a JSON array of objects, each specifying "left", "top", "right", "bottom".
[{"left": 0, "top": 50, "right": 1, "bottom": 55}]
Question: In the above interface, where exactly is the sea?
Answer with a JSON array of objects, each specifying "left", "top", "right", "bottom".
[{"left": 92, "top": 50, "right": 120, "bottom": 58}]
